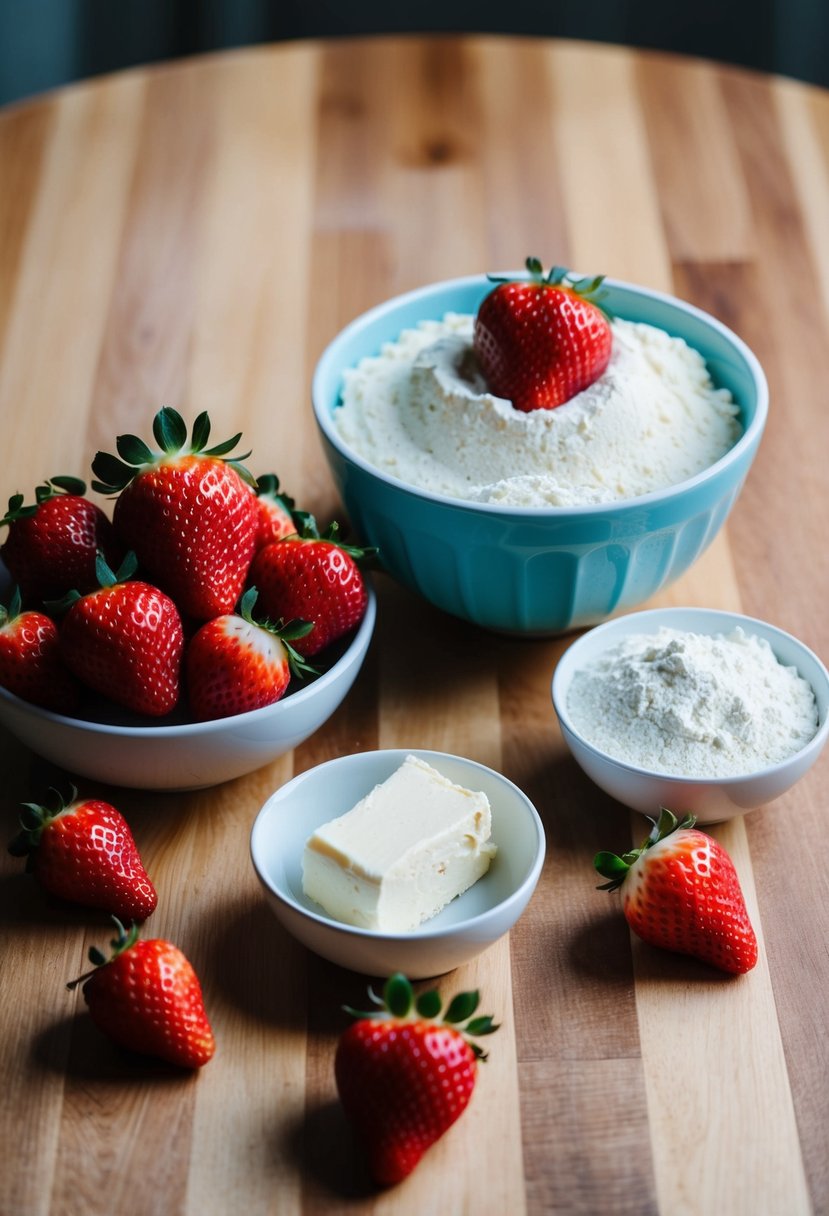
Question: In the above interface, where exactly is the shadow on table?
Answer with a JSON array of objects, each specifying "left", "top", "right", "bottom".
[
  {"left": 31, "top": 1011, "right": 201, "bottom": 1084},
  {"left": 283, "top": 1100, "right": 379, "bottom": 1203}
]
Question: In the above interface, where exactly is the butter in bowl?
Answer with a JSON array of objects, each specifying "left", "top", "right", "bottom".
[{"left": 250, "top": 749, "right": 545, "bottom": 978}]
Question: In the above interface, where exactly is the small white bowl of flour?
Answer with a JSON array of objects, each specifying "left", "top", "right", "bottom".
[{"left": 552, "top": 607, "right": 829, "bottom": 823}]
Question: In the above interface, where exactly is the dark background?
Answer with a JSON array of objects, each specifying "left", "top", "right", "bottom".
[{"left": 1, "top": 0, "right": 828, "bottom": 108}]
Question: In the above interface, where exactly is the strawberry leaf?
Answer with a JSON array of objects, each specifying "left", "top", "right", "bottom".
[
  {"left": 383, "top": 973, "right": 413, "bottom": 1018},
  {"left": 7, "top": 585, "right": 22, "bottom": 618},
  {"left": 444, "top": 989, "right": 480, "bottom": 1023},
  {"left": 279, "top": 618, "right": 315, "bottom": 641},
  {"left": 415, "top": 989, "right": 442, "bottom": 1019},
  {"left": 570, "top": 274, "right": 606, "bottom": 295},
  {"left": 153, "top": 407, "right": 188, "bottom": 454},
  {"left": 191, "top": 411, "right": 211, "bottom": 452},
  {"left": 466, "top": 1015, "right": 499, "bottom": 1035},
  {"left": 1, "top": 494, "right": 38, "bottom": 523},
  {"left": 204, "top": 435, "right": 247, "bottom": 459},
  {"left": 90, "top": 451, "right": 135, "bottom": 493},
  {"left": 116, "top": 434, "right": 155, "bottom": 466},
  {"left": 256, "top": 474, "right": 295, "bottom": 511},
  {"left": 594, "top": 851, "right": 629, "bottom": 878},
  {"left": 43, "top": 475, "right": 87, "bottom": 497}
]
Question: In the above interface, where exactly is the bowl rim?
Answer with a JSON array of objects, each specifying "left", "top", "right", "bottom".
[
  {"left": 551, "top": 605, "right": 829, "bottom": 785},
  {"left": 250, "top": 747, "right": 547, "bottom": 943},
  {"left": 311, "top": 271, "right": 769, "bottom": 518},
  {"left": 0, "top": 582, "right": 376, "bottom": 738}
]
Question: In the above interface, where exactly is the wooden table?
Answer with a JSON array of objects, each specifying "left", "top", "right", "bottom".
[{"left": 1, "top": 35, "right": 828, "bottom": 1216}]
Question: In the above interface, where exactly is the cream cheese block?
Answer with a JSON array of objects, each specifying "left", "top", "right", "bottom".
[{"left": 301, "top": 754, "right": 497, "bottom": 931}]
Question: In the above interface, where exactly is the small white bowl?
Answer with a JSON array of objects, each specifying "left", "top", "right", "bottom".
[
  {"left": 552, "top": 607, "right": 829, "bottom": 823},
  {"left": 0, "top": 587, "right": 376, "bottom": 791},
  {"left": 250, "top": 748, "right": 546, "bottom": 978}
]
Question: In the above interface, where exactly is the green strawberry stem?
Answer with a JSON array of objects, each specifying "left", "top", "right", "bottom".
[
  {"left": 288, "top": 511, "right": 379, "bottom": 567},
  {"left": 66, "top": 917, "right": 140, "bottom": 989},
  {"left": 0, "top": 585, "right": 23, "bottom": 626},
  {"left": 34, "top": 475, "right": 87, "bottom": 502},
  {"left": 594, "top": 807, "right": 697, "bottom": 891},
  {"left": 90, "top": 406, "right": 255, "bottom": 495},
  {"left": 485, "top": 256, "right": 613, "bottom": 319},
  {"left": 8, "top": 784, "right": 80, "bottom": 859},
  {"left": 239, "top": 587, "right": 318, "bottom": 680},
  {"left": 46, "top": 550, "right": 139, "bottom": 614},
  {"left": 1, "top": 476, "right": 87, "bottom": 527},
  {"left": 255, "top": 473, "right": 295, "bottom": 512},
  {"left": 344, "top": 973, "right": 499, "bottom": 1061}
]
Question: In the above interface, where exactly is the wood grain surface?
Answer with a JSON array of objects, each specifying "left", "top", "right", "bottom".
[{"left": 1, "top": 36, "right": 828, "bottom": 1216}]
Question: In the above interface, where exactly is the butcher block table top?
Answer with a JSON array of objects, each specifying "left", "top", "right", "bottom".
[{"left": 2, "top": 34, "right": 828, "bottom": 1216}]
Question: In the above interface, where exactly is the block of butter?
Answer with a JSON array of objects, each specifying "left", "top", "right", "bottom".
[{"left": 301, "top": 754, "right": 497, "bottom": 932}]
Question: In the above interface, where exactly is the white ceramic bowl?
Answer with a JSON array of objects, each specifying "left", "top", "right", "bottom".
[
  {"left": 250, "top": 748, "right": 546, "bottom": 978},
  {"left": 0, "top": 587, "right": 376, "bottom": 791},
  {"left": 552, "top": 606, "right": 829, "bottom": 823}
]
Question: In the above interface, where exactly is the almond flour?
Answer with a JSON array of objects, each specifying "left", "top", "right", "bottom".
[{"left": 566, "top": 626, "right": 819, "bottom": 777}]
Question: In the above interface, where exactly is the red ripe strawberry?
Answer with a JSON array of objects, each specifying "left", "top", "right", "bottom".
[
  {"left": 1, "top": 476, "right": 121, "bottom": 603},
  {"left": 9, "top": 786, "right": 157, "bottom": 921},
  {"left": 185, "top": 587, "right": 316, "bottom": 721},
  {"left": 595, "top": 808, "right": 758, "bottom": 975},
  {"left": 0, "top": 587, "right": 79, "bottom": 713},
  {"left": 248, "top": 514, "right": 371, "bottom": 657},
  {"left": 252, "top": 473, "right": 297, "bottom": 550},
  {"left": 59, "top": 552, "right": 183, "bottom": 717},
  {"left": 68, "top": 919, "right": 215, "bottom": 1068},
  {"left": 335, "top": 973, "right": 498, "bottom": 1186},
  {"left": 473, "top": 257, "right": 613, "bottom": 412},
  {"left": 91, "top": 408, "right": 258, "bottom": 620}
]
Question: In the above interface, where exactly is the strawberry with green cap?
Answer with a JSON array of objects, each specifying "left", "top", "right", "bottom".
[
  {"left": 9, "top": 786, "right": 157, "bottom": 921},
  {"left": 0, "top": 586, "right": 79, "bottom": 712},
  {"left": 595, "top": 807, "right": 758, "bottom": 975},
  {"left": 185, "top": 586, "right": 316, "bottom": 721},
  {"left": 1, "top": 476, "right": 121, "bottom": 604},
  {"left": 91, "top": 407, "right": 259, "bottom": 620},
  {"left": 248, "top": 512, "right": 374, "bottom": 657},
  {"left": 57, "top": 551, "right": 184, "bottom": 717},
  {"left": 474, "top": 256, "right": 613, "bottom": 412},
  {"left": 335, "top": 973, "right": 498, "bottom": 1186},
  {"left": 68, "top": 919, "right": 215, "bottom": 1069}
]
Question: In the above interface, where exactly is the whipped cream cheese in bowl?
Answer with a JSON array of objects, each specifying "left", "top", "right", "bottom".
[{"left": 312, "top": 273, "right": 768, "bottom": 635}]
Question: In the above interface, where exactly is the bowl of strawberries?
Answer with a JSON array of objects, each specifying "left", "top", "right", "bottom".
[
  {"left": 0, "top": 409, "right": 376, "bottom": 790},
  {"left": 312, "top": 261, "right": 768, "bottom": 635}
]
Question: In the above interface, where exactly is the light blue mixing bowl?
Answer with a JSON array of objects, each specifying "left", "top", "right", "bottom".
[{"left": 312, "top": 274, "right": 768, "bottom": 634}]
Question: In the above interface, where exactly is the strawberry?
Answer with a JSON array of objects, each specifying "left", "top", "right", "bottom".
[
  {"left": 473, "top": 257, "right": 613, "bottom": 412},
  {"left": 595, "top": 808, "right": 758, "bottom": 975},
  {"left": 335, "top": 973, "right": 498, "bottom": 1186},
  {"left": 247, "top": 514, "right": 372, "bottom": 657},
  {"left": 185, "top": 587, "right": 316, "bottom": 721},
  {"left": 68, "top": 919, "right": 215, "bottom": 1068},
  {"left": 1, "top": 476, "right": 121, "bottom": 604},
  {"left": 9, "top": 786, "right": 157, "bottom": 921},
  {"left": 252, "top": 473, "right": 297, "bottom": 550},
  {"left": 58, "top": 552, "right": 184, "bottom": 717},
  {"left": 91, "top": 408, "right": 259, "bottom": 620},
  {"left": 0, "top": 586, "right": 79, "bottom": 713}
]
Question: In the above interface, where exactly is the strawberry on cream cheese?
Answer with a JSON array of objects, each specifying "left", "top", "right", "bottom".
[{"left": 335, "top": 313, "right": 742, "bottom": 507}]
